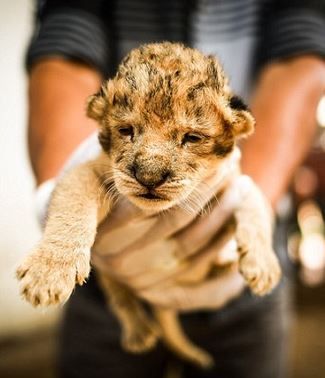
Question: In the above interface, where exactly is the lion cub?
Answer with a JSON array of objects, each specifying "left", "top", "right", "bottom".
[{"left": 17, "top": 43, "right": 281, "bottom": 368}]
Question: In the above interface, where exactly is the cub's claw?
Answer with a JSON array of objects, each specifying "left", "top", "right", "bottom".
[
  {"left": 238, "top": 246, "right": 281, "bottom": 296},
  {"left": 16, "top": 245, "right": 90, "bottom": 307}
]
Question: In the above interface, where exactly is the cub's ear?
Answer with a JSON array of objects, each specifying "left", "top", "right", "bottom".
[
  {"left": 87, "top": 86, "right": 107, "bottom": 123},
  {"left": 229, "top": 95, "right": 255, "bottom": 138}
]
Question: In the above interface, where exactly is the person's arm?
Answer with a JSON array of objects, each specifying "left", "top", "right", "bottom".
[
  {"left": 242, "top": 56, "right": 325, "bottom": 207},
  {"left": 26, "top": 0, "right": 108, "bottom": 184},
  {"left": 242, "top": 0, "right": 325, "bottom": 206},
  {"left": 28, "top": 59, "right": 101, "bottom": 185}
]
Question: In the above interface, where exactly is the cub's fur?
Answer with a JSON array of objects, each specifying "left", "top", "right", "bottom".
[{"left": 17, "top": 43, "right": 281, "bottom": 368}]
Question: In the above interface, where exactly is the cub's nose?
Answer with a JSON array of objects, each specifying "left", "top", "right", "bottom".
[{"left": 131, "top": 164, "right": 170, "bottom": 190}]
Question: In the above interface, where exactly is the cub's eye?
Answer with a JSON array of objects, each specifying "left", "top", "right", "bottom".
[
  {"left": 182, "top": 133, "right": 203, "bottom": 145},
  {"left": 118, "top": 126, "right": 134, "bottom": 137}
]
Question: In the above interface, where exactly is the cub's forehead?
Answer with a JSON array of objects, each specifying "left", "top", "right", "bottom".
[
  {"left": 107, "top": 43, "right": 229, "bottom": 129},
  {"left": 116, "top": 42, "right": 226, "bottom": 95}
]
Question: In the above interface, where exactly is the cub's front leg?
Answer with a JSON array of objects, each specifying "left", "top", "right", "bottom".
[
  {"left": 234, "top": 175, "right": 281, "bottom": 295},
  {"left": 16, "top": 160, "right": 110, "bottom": 306}
]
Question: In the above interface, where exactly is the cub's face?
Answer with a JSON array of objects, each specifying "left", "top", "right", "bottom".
[{"left": 88, "top": 43, "right": 254, "bottom": 212}]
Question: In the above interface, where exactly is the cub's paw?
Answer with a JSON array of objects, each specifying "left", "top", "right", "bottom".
[
  {"left": 238, "top": 245, "right": 281, "bottom": 296},
  {"left": 16, "top": 245, "right": 90, "bottom": 307},
  {"left": 122, "top": 319, "right": 160, "bottom": 353}
]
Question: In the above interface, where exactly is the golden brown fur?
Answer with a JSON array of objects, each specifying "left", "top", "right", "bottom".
[
  {"left": 89, "top": 43, "right": 254, "bottom": 213},
  {"left": 17, "top": 43, "right": 281, "bottom": 368}
]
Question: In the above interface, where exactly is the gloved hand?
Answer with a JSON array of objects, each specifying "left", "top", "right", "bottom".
[{"left": 92, "top": 173, "right": 247, "bottom": 312}]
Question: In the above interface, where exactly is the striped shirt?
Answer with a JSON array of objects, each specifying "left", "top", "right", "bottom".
[{"left": 26, "top": 0, "right": 325, "bottom": 98}]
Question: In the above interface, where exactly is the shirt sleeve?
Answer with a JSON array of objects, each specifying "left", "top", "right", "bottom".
[
  {"left": 258, "top": 0, "right": 325, "bottom": 66},
  {"left": 26, "top": 0, "right": 110, "bottom": 76}
]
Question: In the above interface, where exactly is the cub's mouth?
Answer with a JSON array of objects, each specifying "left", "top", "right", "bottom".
[
  {"left": 126, "top": 186, "right": 182, "bottom": 211},
  {"left": 137, "top": 192, "right": 165, "bottom": 200}
]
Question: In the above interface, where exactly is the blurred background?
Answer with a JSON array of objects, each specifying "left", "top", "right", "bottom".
[
  {"left": 0, "top": 1, "right": 324, "bottom": 377},
  {"left": 0, "top": 2, "right": 58, "bottom": 377}
]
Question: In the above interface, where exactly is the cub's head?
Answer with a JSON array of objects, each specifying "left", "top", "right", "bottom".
[{"left": 87, "top": 42, "right": 254, "bottom": 211}]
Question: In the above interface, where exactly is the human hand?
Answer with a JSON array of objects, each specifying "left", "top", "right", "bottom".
[
  {"left": 92, "top": 171, "right": 250, "bottom": 312},
  {"left": 137, "top": 235, "right": 245, "bottom": 313}
]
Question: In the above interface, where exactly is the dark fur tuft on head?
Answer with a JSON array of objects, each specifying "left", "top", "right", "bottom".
[
  {"left": 229, "top": 95, "right": 249, "bottom": 111},
  {"left": 228, "top": 95, "right": 255, "bottom": 139}
]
